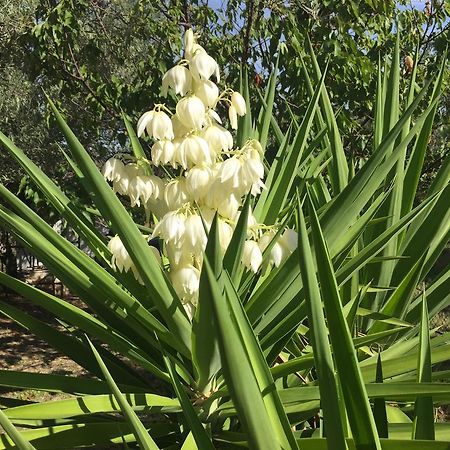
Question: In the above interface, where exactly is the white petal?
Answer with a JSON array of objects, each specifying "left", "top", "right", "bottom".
[
  {"left": 137, "top": 111, "right": 154, "bottom": 137},
  {"left": 228, "top": 104, "right": 238, "bottom": 130}
]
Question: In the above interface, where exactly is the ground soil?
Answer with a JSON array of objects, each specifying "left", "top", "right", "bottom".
[{"left": 0, "top": 292, "right": 90, "bottom": 403}]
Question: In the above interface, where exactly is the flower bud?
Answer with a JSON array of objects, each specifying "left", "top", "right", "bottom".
[
  {"left": 228, "top": 104, "right": 238, "bottom": 130},
  {"left": 184, "top": 29, "right": 195, "bottom": 57},
  {"left": 231, "top": 91, "right": 246, "bottom": 116}
]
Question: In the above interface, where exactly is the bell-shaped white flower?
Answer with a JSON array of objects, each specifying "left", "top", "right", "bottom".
[
  {"left": 194, "top": 80, "right": 219, "bottom": 108},
  {"left": 228, "top": 104, "right": 238, "bottom": 130},
  {"left": 184, "top": 214, "right": 207, "bottom": 254},
  {"left": 165, "top": 241, "right": 190, "bottom": 267},
  {"left": 269, "top": 241, "right": 284, "bottom": 267},
  {"left": 151, "top": 140, "right": 175, "bottom": 166},
  {"left": 219, "top": 157, "right": 242, "bottom": 189},
  {"left": 189, "top": 51, "right": 220, "bottom": 82},
  {"left": 176, "top": 95, "right": 206, "bottom": 130},
  {"left": 217, "top": 193, "right": 241, "bottom": 220},
  {"left": 164, "top": 178, "right": 189, "bottom": 210},
  {"left": 137, "top": 110, "right": 154, "bottom": 138},
  {"left": 170, "top": 264, "right": 200, "bottom": 304},
  {"left": 279, "top": 229, "right": 298, "bottom": 255},
  {"left": 172, "top": 114, "right": 192, "bottom": 138},
  {"left": 231, "top": 91, "right": 246, "bottom": 116},
  {"left": 203, "top": 175, "right": 233, "bottom": 210},
  {"left": 102, "top": 158, "right": 124, "bottom": 182},
  {"left": 140, "top": 175, "right": 163, "bottom": 203},
  {"left": 162, "top": 65, "right": 192, "bottom": 97},
  {"left": 108, "top": 235, "right": 133, "bottom": 273},
  {"left": 113, "top": 163, "right": 142, "bottom": 196},
  {"left": 250, "top": 179, "right": 267, "bottom": 196},
  {"left": 178, "top": 135, "right": 212, "bottom": 169},
  {"left": 259, "top": 230, "right": 284, "bottom": 268},
  {"left": 242, "top": 155, "right": 264, "bottom": 181},
  {"left": 150, "top": 111, "right": 174, "bottom": 140},
  {"left": 218, "top": 219, "right": 233, "bottom": 252},
  {"left": 137, "top": 109, "right": 174, "bottom": 140},
  {"left": 185, "top": 164, "right": 214, "bottom": 200},
  {"left": 153, "top": 210, "right": 186, "bottom": 245},
  {"left": 128, "top": 174, "right": 162, "bottom": 207},
  {"left": 242, "top": 240, "right": 263, "bottom": 273},
  {"left": 203, "top": 123, "right": 233, "bottom": 153},
  {"left": 128, "top": 176, "right": 146, "bottom": 207},
  {"left": 242, "top": 157, "right": 266, "bottom": 196}
]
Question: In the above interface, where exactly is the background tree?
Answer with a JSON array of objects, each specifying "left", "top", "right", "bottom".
[{"left": 0, "top": 0, "right": 448, "bottom": 194}]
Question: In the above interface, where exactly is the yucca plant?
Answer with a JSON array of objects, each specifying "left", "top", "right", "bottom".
[{"left": 0, "top": 28, "right": 449, "bottom": 450}]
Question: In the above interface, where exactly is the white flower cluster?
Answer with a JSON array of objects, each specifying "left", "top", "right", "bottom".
[{"left": 102, "top": 29, "right": 297, "bottom": 314}]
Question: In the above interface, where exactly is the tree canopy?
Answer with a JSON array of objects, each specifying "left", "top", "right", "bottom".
[{"left": 1, "top": 0, "right": 448, "bottom": 194}]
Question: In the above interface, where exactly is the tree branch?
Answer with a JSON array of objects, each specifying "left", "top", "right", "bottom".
[{"left": 242, "top": 0, "right": 256, "bottom": 66}]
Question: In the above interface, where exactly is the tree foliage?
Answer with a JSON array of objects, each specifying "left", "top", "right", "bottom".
[{"left": 0, "top": 0, "right": 448, "bottom": 192}]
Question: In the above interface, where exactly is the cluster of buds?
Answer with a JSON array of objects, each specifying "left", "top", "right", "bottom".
[{"left": 102, "top": 29, "right": 297, "bottom": 316}]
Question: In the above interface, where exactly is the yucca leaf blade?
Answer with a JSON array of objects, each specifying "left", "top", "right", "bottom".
[
  {"left": 0, "top": 410, "right": 36, "bottom": 450},
  {"left": 412, "top": 295, "right": 435, "bottom": 440},
  {"left": 87, "top": 337, "right": 160, "bottom": 450},
  {"left": 297, "top": 198, "right": 348, "bottom": 448},
  {"left": 306, "top": 193, "right": 381, "bottom": 450}
]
